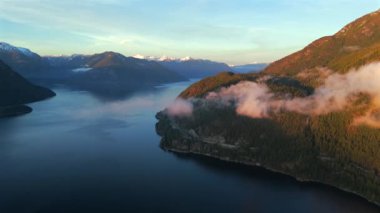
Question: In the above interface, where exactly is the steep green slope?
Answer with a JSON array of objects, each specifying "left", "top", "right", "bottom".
[{"left": 157, "top": 9, "right": 380, "bottom": 205}]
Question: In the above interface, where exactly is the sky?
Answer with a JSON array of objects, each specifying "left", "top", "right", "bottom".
[{"left": 0, "top": 0, "right": 379, "bottom": 65}]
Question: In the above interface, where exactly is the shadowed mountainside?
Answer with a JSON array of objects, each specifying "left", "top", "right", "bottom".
[{"left": 0, "top": 59, "right": 55, "bottom": 117}]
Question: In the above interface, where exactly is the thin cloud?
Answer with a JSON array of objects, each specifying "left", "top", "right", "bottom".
[{"left": 0, "top": 0, "right": 377, "bottom": 64}]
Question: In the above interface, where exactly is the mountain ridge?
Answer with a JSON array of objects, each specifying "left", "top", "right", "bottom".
[
  {"left": 132, "top": 54, "right": 234, "bottom": 78},
  {"left": 0, "top": 42, "right": 48, "bottom": 78},
  {"left": 0, "top": 42, "right": 265, "bottom": 81},
  {"left": 0, "top": 44, "right": 187, "bottom": 97},
  {"left": 263, "top": 9, "right": 380, "bottom": 85},
  {"left": 156, "top": 9, "right": 380, "bottom": 205}
]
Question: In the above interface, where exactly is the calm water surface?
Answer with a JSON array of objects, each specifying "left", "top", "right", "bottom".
[{"left": 0, "top": 81, "right": 378, "bottom": 213}]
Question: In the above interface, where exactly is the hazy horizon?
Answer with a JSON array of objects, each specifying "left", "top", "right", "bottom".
[{"left": 0, "top": 0, "right": 379, "bottom": 65}]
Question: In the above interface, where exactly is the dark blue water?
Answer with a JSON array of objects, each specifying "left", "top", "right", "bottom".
[{"left": 0, "top": 81, "right": 378, "bottom": 213}]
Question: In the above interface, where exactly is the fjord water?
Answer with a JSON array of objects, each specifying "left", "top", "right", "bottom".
[{"left": 0, "top": 81, "right": 378, "bottom": 213}]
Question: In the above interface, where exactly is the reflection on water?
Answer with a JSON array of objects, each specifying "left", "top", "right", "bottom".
[
  {"left": 0, "top": 80, "right": 378, "bottom": 213},
  {"left": 170, "top": 152, "right": 379, "bottom": 213}
]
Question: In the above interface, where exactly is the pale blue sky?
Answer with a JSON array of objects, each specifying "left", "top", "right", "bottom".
[{"left": 0, "top": 0, "right": 379, "bottom": 65}]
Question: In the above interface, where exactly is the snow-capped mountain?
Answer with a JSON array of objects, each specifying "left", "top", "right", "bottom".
[
  {"left": 132, "top": 54, "right": 232, "bottom": 78},
  {"left": 0, "top": 42, "right": 187, "bottom": 97},
  {"left": 132, "top": 55, "right": 194, "bottom": 62},
  {"left": 0, "top": 41, "right": 264, "bottom": 96},
  {"left": 132, "top": 54, "right": 268, "bottom": 77},
  {"left": 0, "top": 42, "right": 47, "bottom": 77},
  {"left": 0, "top": 42, "right": 39, "bottom": 58},
  {"left": 132, "top": 54, "right": 163, "bottom": 61}
]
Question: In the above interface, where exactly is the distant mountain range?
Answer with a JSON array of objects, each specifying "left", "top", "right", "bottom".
[
  {"left": 0, "top": 42, "right": 186, "bottom": 97},
  {"left": 230, "top": 63, "right": 268, "bottom": 73},
  {"left": 133, "top": 54, "right": 234, "bottom": 78},
  {"left": 54, "top": 52, "right": 187, "bottom": 97},
  {"left": 0, "top": 41, "right": 267, "bottom": 98},
  {"left": 0, "top": 59, "right": 55, "bottom": 117},
  {"left": 0, "top": 42, "right": 266, "bottom": 98},
  {"left": 133, "top": 54, "right": 267, "bottom": 78},
  {"left": 160, "top": 59, "right": 232, "bottom": 78}
]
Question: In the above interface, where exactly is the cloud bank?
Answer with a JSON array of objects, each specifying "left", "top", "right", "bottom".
[
  {"left": 167, "top": 98, "right": 193, "bottom": 117},
  {"left": 206, "top": 62, "right": 380, "bottom": 128}
]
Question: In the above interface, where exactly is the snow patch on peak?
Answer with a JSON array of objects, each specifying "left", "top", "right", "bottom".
[
  {"left": 159, "top": 56, "right": 194, "bottom": 62},
  {"left": 0, "top": 42, "right": 37, "bottom": 58},
  {"left": 17, "top": 47, "right": 35, "bottom": 57},
  {"left": 132, "top": 54, "right": 197, "bottom": 62},
  {"left": 158, "top": 55, "right": 177, "bottom": 61},
  {"left": 180, "top": 56, "right": 193, "bottom": 62},
  {"left": 133, "top": 54, "right": 146, "bottom": 59},
  {"left": 0, "top": 42, "right": 14, "bottom": 51},
  {"left": 132, "top": 54, "right": 160, "bottom": 61}
]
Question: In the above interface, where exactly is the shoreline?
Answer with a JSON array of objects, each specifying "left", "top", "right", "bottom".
[
  {"left": 0, "top": 89, "right": 56, "bottom": 119},
  {"left": 162, "top": 146, "right": 380, "bottom": 207},
  {"left": 0, "top": 105, "right": 33, "bottom": 118}
]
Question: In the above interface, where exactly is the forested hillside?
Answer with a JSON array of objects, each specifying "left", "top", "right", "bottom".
[{"left": 156, "top": 9, "right": 380, "bottom": 205}]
